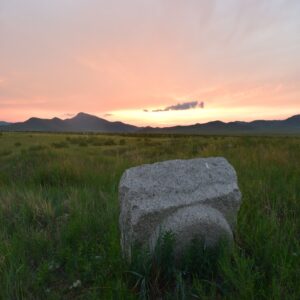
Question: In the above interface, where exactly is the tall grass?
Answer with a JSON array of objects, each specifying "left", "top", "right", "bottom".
[{"left": 0, "top": 132, "right": 299, "bottom": 299}]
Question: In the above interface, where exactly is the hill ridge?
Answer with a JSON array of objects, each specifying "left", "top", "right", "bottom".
[{"left": 1, "top": 113, "right": 300, "bottom": 134}]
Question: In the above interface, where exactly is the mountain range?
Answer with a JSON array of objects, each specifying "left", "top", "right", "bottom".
[
  {"left": 1, "top": 112, "right": 300, "bottom": 135},
  {"left": 0, "top": 113, "right": 137, "bottom": 133}
]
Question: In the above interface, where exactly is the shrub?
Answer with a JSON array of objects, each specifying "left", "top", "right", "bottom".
[
  {"left": 79, "top": 141, "right": 88, "bottom": 147},
  {"left": 103, "top": 138, "right": 116, "bottom": 146},
  {"left": 87, "top": 137, "right": 103, "bottom": 146},
  {"left": 28, "top": 145, "right": 47, "bottom": 152},
  {"left": 51, "top": 141, "right": 69, "bottom": 149},
  {"left": 15, "top": 142, "right": 22, "bottom": 147},
  {"left": 91, "top": 139, "right": 103, "bottom": 146},
  {"left": 0, "top": 150, "right": 12, "bottom": 156},
  {"left": 66, "top": 136, "right": 89, "bottom": 147},
  {"left": 119, "top": 139, "right": 126, "bottom": 146}
]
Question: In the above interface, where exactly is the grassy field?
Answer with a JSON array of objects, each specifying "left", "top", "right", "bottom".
[{"left": 0, "top": 132, "right": 299, "bottom": 299}]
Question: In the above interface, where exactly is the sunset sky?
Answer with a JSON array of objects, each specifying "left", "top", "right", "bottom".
[{"left": 1, "top": 0, "right": 300, "bottom": 126}]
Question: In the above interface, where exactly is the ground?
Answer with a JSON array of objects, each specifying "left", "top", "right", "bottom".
[{"left": 0, "top": 132, "right": 299, "bottom": 299}]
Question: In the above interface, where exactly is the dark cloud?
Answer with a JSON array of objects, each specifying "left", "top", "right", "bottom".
[
  {"left": 104, "top": 113, "right": 113, "bottom": 117},
  {"left": 151, "top": 101, "right": 204, "bottom": 112}
]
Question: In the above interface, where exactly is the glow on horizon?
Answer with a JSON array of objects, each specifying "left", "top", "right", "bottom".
[
  {"left": 108, "top": 105, "right": 300, "bottom": 127},
  {"left": 1, "top": 0, "right": 300, "bottom": 125}
]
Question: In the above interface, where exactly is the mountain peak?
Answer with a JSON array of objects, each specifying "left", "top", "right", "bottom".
[
  {"left": 52, "top": 117, "right": 63, "bottom": 121},
  {"left": 74, "top": 112, "right": 94, "bottom": 118},
  {"left": 71, "top": 112, "right": 103, "bottom": 121}
]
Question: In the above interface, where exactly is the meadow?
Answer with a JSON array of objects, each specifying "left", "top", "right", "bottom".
[{"left": 0, "top": 132, "right": 299, "bottom": 299}]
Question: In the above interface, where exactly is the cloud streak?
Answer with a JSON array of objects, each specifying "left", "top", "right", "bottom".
[{"left": 150, "top": 101, "right": 204, "bottom": 112}]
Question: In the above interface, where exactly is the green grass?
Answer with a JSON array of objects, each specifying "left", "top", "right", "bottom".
[{"left": 0, "top": 132, "right": 299, "bottom": 299}]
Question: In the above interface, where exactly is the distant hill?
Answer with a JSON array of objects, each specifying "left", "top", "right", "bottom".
[
  {"left": 2, "top": 113, "right": 137, "bottom": 133},
  {"left": 1, "top": 112, "right": 300, "bottom": 135},
  {"left": 140, "top": 115, "right": 300, "bottom": 135},
  {"left": 0, "top": 121, "right": 11, "bottom": 126}
]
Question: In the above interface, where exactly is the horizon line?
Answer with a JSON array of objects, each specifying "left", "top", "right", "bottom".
[{"left": 1, "top": 111, "right": 299, "bottom": 128}]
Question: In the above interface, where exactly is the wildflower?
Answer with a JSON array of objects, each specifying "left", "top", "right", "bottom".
[
  {"left": 69, "top": 280, "right": 82, "bottom": 289},
  {"left": 48, "top": 261, "right": 60, "bottom": 271}
]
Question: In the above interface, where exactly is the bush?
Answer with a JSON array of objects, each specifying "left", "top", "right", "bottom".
[
  {"left": 103, "top": 138, "right": 116, "bottom": 146},
  {"left": 51, "top": 141, "right": 69, "bottom": 149},
  {"left": 28, "top": 145, "right": 47, "bottom": 152},
  {"left": 0, "top": 150, "right": 12, "bottom": 156},
  {"left": 87, "top": 137, "right": 103, "bottom": 146},
  {"left": 66, "top": 136, "right": 89, "bottom": 147},
  {"left": 79, "top": 141, "right": 88, "bottom": 147}
]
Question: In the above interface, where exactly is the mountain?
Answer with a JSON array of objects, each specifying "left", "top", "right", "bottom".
[
  {"left": 0, "top": 121, "right": 11, "bottom": 126},
  {"left": 2, "top": 112, "right": 137, "bottom": 133},
  {"left": 1, "top": 112, "right": 300, "bottom": 135},
  {"left": 139, "top": 115, "right": 300, "bottom": 135},
  {"left": 64, "top": 112, "right": 137, "bottom": 132}
]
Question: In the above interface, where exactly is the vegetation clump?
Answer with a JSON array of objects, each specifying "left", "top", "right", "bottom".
[
  {"left": 103, "top": 138, "right": 116, "bottom": 146},
  {"left": 0, "top": 149, "right": 12, "bottom": 156},
  {"left": 51, "top": 141, "right": 69, "bottom": 149},
  {"left": 119, "top": 139, "right": 126, "bottom": 146},
  {"left": 129, "top": 232, "right": 225, "bottom": 299},
  {"left": 28, "top": 144, "right": 47, "bottom": 152}
]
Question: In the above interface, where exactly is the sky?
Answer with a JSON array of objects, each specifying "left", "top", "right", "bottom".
[{"left": 0, "top": 0, "right": 300, "bottom": 126}]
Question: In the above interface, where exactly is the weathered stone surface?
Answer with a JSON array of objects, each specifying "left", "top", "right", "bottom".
[{"left": 119, "top": 157, "right": 241, "bottom": 259}]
